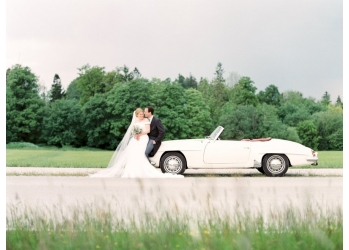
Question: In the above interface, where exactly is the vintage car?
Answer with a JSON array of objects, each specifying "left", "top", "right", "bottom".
[{"left": 149, "top": 126, "right": 318, "bottom": 177}]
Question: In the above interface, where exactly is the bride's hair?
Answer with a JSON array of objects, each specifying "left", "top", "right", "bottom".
[{"left": 135, "top": 108, "right": 143, "bottom": 117}]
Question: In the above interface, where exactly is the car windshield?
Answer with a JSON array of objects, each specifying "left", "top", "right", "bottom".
[{"left": 207, "top": 126, "right": 223, "bottom": 140}]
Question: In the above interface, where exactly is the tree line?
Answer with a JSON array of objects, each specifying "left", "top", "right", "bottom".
[{"left": 6, "top": 63, "right": 343, "bottom": 150}]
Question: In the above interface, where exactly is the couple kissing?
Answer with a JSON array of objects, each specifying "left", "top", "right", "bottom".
[{"left": 90, "top": 106, "right": 184, "bottom": 178}]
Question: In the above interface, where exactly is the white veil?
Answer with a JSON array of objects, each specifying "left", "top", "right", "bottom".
[{"left": 90, "top": 111, "right": 137, "bottom": 178}]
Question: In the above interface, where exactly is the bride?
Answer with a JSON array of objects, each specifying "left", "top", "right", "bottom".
[{"left": 90, "top": 108, "right": 184, "bottom": 178}]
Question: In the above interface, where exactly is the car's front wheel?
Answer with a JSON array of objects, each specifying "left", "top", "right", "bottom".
[
  {"left": 160, "top": 152, "right": 186, "bottom": 175},
  {"left": 262, "top": 154, "right": 289, "bottom": 177}
]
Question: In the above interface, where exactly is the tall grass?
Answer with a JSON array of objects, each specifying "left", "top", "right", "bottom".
[{"left": 6, "top": 202, "right": 343, "bottom": 250}]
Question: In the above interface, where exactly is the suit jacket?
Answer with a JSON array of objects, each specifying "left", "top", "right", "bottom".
[{"left": 148, "top": 116, "right": 165, "bottom": 156}]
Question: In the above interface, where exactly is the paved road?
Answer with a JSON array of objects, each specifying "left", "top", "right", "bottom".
[
  {"left": 6, "top": 167, "right": 343, "bottom": 176},
  {"left": 7, "top": 175, "right": 343, "bottom": 223}
]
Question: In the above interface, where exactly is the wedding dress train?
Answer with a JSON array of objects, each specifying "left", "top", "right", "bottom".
[{"left": 90, "top": 121, "right": 184, "bottom": 178}]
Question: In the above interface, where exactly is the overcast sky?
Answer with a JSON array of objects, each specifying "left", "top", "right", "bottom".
[{"left": 6, "top": 0, "right": 343, "bottom": 102}]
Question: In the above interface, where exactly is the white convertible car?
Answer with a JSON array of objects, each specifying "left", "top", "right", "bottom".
[{"left": 150, "top": 126, "right": 318, "bottom": 177}]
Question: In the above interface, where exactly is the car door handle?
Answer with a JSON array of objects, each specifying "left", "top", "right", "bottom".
[{"left": 244, "top": 147, "right": 249, "bottom": 149}]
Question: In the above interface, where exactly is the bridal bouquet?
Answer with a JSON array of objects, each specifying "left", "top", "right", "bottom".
[{"left": 132, "top": 125, "right": 142, "bottom": 135}]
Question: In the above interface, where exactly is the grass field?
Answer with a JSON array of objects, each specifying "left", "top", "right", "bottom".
[
  {"left": 294, "top": 151, "right": 343, "bottom": 169},
  {"left": 6, "top": 142, "right": 343, "bottom": 168},
  {"left": 6, "top": 202, "right": 343, "bottom": 250},
  {"left": 6, "top": 149, "right": 113, "bottom": 168}
]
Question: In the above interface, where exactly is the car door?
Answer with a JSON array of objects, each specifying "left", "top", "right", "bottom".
[{"left": 203, "top": 140, "right": 251, "bottom": 164}]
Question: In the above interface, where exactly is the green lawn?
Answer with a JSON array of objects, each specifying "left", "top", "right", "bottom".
[
  {"left": 6, "top": 149, "right": 113, "bottom": 168},
  {"left": 294, "top": 151, "right": 343, "bottom": 168},
  {"left": 6, "top": 147, "right": 342, "bottom": 168}
]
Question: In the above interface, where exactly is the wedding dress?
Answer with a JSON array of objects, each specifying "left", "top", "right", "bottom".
[{"left": 90, "top": 114, "right": 184, "bottom": 178}]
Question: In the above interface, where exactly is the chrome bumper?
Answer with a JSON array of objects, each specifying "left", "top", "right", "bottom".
[{"left": 307, "top": 158, "right": 318, "bottom": 166}]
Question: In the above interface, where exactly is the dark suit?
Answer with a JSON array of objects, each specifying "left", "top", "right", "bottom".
[{"left": 147, "top": 116, "right": 165, "bottom": 157}]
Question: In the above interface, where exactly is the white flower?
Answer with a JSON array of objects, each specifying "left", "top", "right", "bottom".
[{"left": 132, "top": 125, "right": 142, "bottom": 135}]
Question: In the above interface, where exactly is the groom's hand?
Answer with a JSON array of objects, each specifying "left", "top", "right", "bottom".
[{"left": 152, "top": 141, "right": 156, "bottom": 144}]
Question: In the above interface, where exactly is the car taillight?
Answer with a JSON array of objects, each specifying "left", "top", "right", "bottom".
[{"left": 311, "top": 150, "right": 316, "bottom": 157}]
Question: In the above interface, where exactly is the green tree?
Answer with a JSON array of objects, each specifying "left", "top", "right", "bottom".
[
  {"left": 197, "top": 78, "right": 212, "bottom": 100},
  {"left": 82, "top": 93, "right": 115, "bottom": 149},
  {"left": 148, "top": 78, "right": 168, "bottom": 109},
  {"left": 116, "top": 65, "right": 135, "bottom": 82},
  {"left": 219, "top": 104, "right": 258, "bottom": 139},
  {"left": 304, "top": 97, "right": 327, "bottom": 114},
  {"left": 133, "top": 67, "right": 142, "bottom": 79},
  {"left": 208, "top": 63, "right": 229, "bottom": 121},
  {"left": 312, "top": 106, "right": 343, "bottom": 150},
  {"left": 279, "top": 91, "right": 303, "bottom": 105},
  {"left": 257, "top": 84, "right": 281, "bottom": 106},
  {"left": 6, "top": 64, "right": 45, "bottom": 143},
  {"left": 76, "top": 64, "right": 106, "bottom": 104},
  {"left": 272, "top": 126, "right": 301, "bottom": 143},
  {"left": 66, "top": 80, "right": 81, "bottom": 100},
  {"left": 82, "top": 78, "right": 153, "bottom": 149},
  {"left": 102, "top": 70, "right": 123, "bottom": 93},
  {"left": 175, "top": 74, "right": 185, "bottom": 87},
  {"left": 186, "top": 74, "right": 198, "bottom": 89},
  {"left": 41, "top": 99, "right": 85, "bottom": 147},
  {"left": 213, "top": 62, "right": 225, "bottom": 84},
  {"left": 230, "top": 77, "right": 259, "bottom": 106},
  {"left": 321, "top": 91, "right": 331, "bottom": 106},
  {"left": 177, "top": 73, "right": 198, "bottom": 89},
  {"left": 6, "top": 86, "right": 17, "bottom": 142},
  {"left": 49, "top": 74, "right": 66, "bottom": 102},
  {"left": 219, "top": 103, "right": 301, "bottom": 142},
  {"left": 296, "top": 120, "right": 320, "bottom": 149},
  {"left": 277, "top": 91, "right": 325, "bottom": 126},
  {"left": 255, "top": 103, "right": 300, "bottom": 142},
  {"left": 278, "top": 103, "right": 310, "bottom": 127},
  {"left": 151, "top": 82, "right": 188, "bottom": 140},
  {"left": 327, "top": 128, "right": 343, "bottom": 151},
  {"left": 184, "top": 89, "right": 213, "bottom": 137},
  {"left": 335, "top": 96, "right": 343, "bottom": 108}
]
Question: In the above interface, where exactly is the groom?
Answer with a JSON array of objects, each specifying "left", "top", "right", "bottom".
[{"left": 144, "top": 106, "right": 165, "bottom": 159}]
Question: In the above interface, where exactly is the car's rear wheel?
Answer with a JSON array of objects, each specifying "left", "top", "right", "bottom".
[
  {"left": 262, "top": 154, "right": 289, "bottom": 177},
  {"left": 160, "top": 152, "right": 186, "bottom": 175}
]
